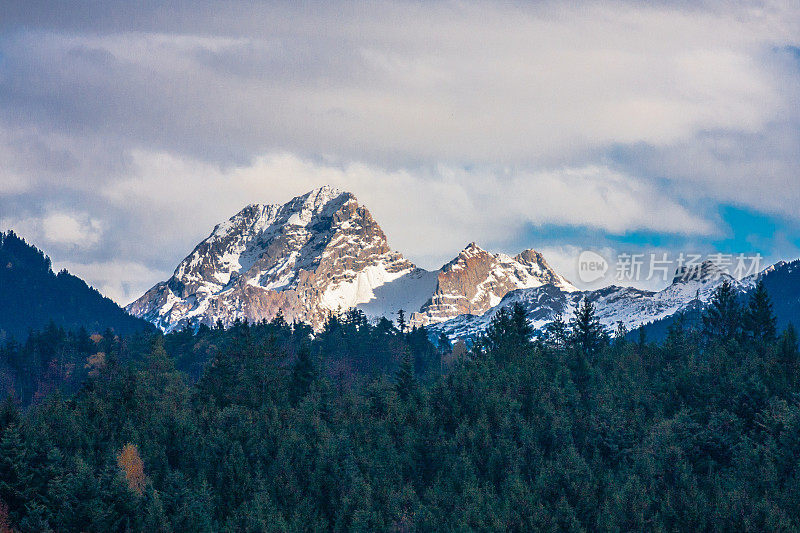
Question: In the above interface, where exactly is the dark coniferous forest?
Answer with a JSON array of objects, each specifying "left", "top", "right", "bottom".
[
  {"left": 2, "top": 275, "right": 800, "bottom": 531},
  {"left": 0, "top": 231, "right": 154, "bottom": 342}
]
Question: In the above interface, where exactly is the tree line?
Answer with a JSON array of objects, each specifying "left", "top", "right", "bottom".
[{"left": 1, "top": 280, "right": 800, "bottom": 531}]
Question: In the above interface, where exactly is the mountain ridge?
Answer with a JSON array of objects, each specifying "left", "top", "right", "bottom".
[{"left": 126, "top": 186, "right": 571, "bottom": 332}]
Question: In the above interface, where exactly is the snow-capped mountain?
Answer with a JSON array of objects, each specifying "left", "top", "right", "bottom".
[
  {"left": 410, "top": 243, "right": 576, "bottom": 326},
  {"left": 127, "top": 186, "right": 435, "bottom": 331},
  {"left": 429, "top": 260, "right": 741, "bottom": 341},
  {"left": 127, "top": 186, "right": 565, "bottom": 332}
]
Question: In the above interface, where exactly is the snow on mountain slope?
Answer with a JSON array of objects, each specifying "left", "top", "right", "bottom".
[
  {"left": 127, "top": 186, "right": 579, "bottom": 333},
  {"left": 429, "top": 260, "right": 739, "bottom": 342},
  {"left": 355, "top": 268, "right": 440, "bottom": 320},
  {"left": 410, "top": 243, "right": 576, "bottom": 327},
  {"left": 126, "top": 186, "right": 427, "bottom": 331}
]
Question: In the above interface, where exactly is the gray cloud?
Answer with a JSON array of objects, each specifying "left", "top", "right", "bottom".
[{"left": 0, "top": 1, "right": 798, "bottom": 303}]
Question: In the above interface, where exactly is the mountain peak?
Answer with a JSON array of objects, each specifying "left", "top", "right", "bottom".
[
  {"left": 127, "top": 186, "right": 420, "bottom": 331},
  {"left": 128, "top": 187, "right": 577, "bottom": 333},
  {"left": 412, "top": 243, "right": 575, "bottom": 326},
  {"left": 459, "top": 242, "right": 486, "bottom": 257},
  {"left": 298, "top": 185, "right": 352, "bottom": 208}
]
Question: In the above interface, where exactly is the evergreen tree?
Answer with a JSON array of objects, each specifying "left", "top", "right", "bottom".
[
  {"left": 0, "top": 396, "right": 19, "bottom": 436},
  {"left": 397, "top": 309, "right": 406, "bottom": 334},
  {"left": 779, "top": 323, "right": 799, "bottom": 379},
  {"left": 613, "top": 321, "right": 628, "bottom": 344},
  {"left": 395, "top": 349, "right": 415, "bottom": 400},
  {"left": 637, "top": 326, "right": 646, "bottom": 349},
  {"left": 480, "top": 303, "right": 531, "bottom": 362},
  {"left": 511, "top": 302, "right": 533, "bottom": 342},
  {"left": 290, "top": 342, "right": 316, "bottom": 402},
  {"left": 702, "top": 279, "right": 741, "bottom": 341},
  {"left": 570, "top": 297, "right": 607, "bottom": 361},
  {"left": 545, "top": 313, "right": 569, "bottom": 349},
  {"left": 743, "top": 280, "right": 777, "bottom": 342},
  {"left": 437, "top": 332, "right": 451, "bottom": 354}
]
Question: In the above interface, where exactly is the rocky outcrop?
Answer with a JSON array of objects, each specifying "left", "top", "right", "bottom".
[
  {"left": 127, "top": 186, "right": 574, "bottom": 332},
  {"left": 428, "top": 260, "right": 740, "bottom": 342},
  {"left": 410, "top": 242, "right": 575, "bottom": 326},
  {"left": 127, "top": 186, "right": 425, "bottom": 331}
]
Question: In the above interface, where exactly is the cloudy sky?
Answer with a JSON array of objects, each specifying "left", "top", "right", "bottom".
[{"left": 1, "top": 0, "right": 799, "bottom": 304}]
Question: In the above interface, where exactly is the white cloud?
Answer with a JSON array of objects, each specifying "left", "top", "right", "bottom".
[
  {"left": 2, "top": 1, "right": 796, "bottom": 165},
  {"left": 1, "top": 211, "right": 103, "bottom": 249},
  {"left": 0, "top": 0, "right": 798, "bottom": 299},
  {"left": 0, "top": 172, "right": 27, "bottom": 194},
  {"left": 99, "top": 150, "right": 714, "bottom": 270},
  {"left": 56, "top": 259, "right": 169, "bottom": 305},
  {"left": 42, "top": 213, "right": 102, "bottom": 247}
]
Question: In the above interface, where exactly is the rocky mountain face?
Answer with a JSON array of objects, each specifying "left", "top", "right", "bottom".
[
  {"left": 129, "top": 185, "right": 771, "bottom": 339},
  {"left": 429, "top": 260, "right": 743, "bottom": 342},
  {"left": 127, "top": 186, "right": 427, "bottom": 331},
  {"left": 410, "top": 243, "right": 575, "bottom": 326},
  {"left": 127, "top": 186, "right": 567, "bottom": 332}
]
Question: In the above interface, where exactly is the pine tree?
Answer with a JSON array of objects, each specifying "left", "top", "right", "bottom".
[
  {"left": 702, "top": 279, "right": 741, "bottom": 341},
  {"left": 570, "top": 297, "right": 607, "bottom": 361},
  {"left": 142, "top": 486, "right": 171, "bottom": 533},
  {"left": 614, "top": 321, "right": 628, "bottom": 344},
  {"left": 397, "top": 309, "right": 406, "bottom": 334},
  {"left": 511, "top": 302, "right": 533, "bottom": 342},
  {"left": 545, "top": 313, "right": 569, "bottom": 349},
  {"left": 0, "top": 425, "right": 32, "bottom": 518},
  {"left": 743, "top": 280, "right": 777, "bottom": 342},
  {"left": 479, "top": 303, "right": 531, "bottom": 362},
  {"left": 0, "top": 397, "right": 19, "bottom": 437},
  {"left": 779, "top": 323, "right": 799, "bottom": 379},
  {"left": 290, "top": 342, "right": 316, "bottom": 402},
  {"left": 395, "top": 349, "right": 415, "bottom": 400},
  {"left": 437, "top": 332, "right": 451, "bottom": 354},
  {"left": 637, "top": 327, "right": 646, "bottom": 349}
]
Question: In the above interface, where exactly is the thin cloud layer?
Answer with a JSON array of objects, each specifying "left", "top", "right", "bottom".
[{"left": 0, "top": 1, "right": 798, "bottom": 303}]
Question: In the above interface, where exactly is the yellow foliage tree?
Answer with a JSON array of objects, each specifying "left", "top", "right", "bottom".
[
  {"left": 117, "top": 443, "right": 146, "bottom": 495},
  {"left": 84, "top": 352, "right": 106, "bottom": 377}
]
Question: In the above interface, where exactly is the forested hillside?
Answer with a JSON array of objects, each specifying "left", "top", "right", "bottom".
[
  {"left": 2, "top": 282, "right": 800, "bottom": 531},
  {"left": 0, "top": 231, "right": 154, "bottom": 341}
]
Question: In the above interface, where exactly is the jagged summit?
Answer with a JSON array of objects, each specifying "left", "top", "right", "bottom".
[
  {"left": 410, "top": 242, "right": 576, "bottom": 326},
  {"left": 430, "top": 255, "right": 746, "bottom": 342},
  {"left": 127, "top": 186, "right": 576, "bottom": 333},
  {"left": 127, "top": 185, "right": 422, "bottom": 331}
]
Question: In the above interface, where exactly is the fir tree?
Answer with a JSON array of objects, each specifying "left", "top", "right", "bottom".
[
  {"left": 613, "top": 321, "right": 628, "bottom": 344},
  {"left": 480, "top": 303, "right": 531, "bottom": 361},
  {"left": 570, "top": 297, "right": 607, "bottom": 361},
  {"left": 290, "top": 342, "right": 316, "bottom": 402},
  {"left": 545, "top": 313, "right": 569, "bottom": 349},
  {"left": 702, "top": 279, "right": 741, "bottom": 341},
  {"left": 395, "top": 349, "right": 415, "bottom": 400},
  {"left": 637, "top": 326, "right": 647, "bottom": 349},
  {"left": 779, "top": 323, "right": 799, "bottom": 379},
  {"left": 743, "top": 280, "right": 777, "bottom": 342},
  {"left": 437, "top": 332, "right": 451, "bottom": 354}
]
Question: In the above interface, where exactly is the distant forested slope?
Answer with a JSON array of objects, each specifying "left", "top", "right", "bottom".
[{"left": 0, "top": 231, "right": 154, "bottom": 341}]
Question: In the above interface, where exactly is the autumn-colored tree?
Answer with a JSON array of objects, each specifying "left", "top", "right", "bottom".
[
  {"left": 0, "top": 498, "right": 14, "bottom": 533},
  {"left": 84, "top": 351, "right": 106, "bottom": 377},
  {"left": 117, "top": 443, "right": 146, "bottom": 495}
]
